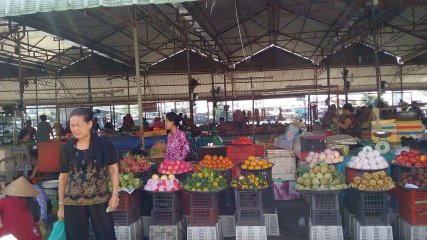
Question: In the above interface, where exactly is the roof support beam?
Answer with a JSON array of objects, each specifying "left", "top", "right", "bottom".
[{"left": 382, "top": 22, "right": 427, "bottom": 42}]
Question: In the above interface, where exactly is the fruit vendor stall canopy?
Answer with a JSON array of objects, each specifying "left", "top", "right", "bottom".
[{"left": 0, "top": 0, "right": 427, "bottom": 105}]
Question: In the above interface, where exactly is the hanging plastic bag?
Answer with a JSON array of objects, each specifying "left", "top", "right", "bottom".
[{"left": 48, "top": 220, "right": 66, "bottom": 240}]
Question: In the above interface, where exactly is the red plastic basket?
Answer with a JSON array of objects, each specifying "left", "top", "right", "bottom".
[
  {"left": 398, "top": 189, "right": 427, "bottom": 225},
  {"left": 253, "top": 144, "right": 265, "bottom": 157},
  {"left": 226, "top": 145, "right": 254, "bottom": 159},
  {"left": 190, "top": 208, "right": 219, "bottom": 226},
  {"left": 117, "top": 190, "right": 140, "bottom": 212}
]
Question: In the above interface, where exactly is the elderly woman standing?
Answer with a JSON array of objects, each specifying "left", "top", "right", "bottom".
[{"left": 57, "top": 108, "right": 119, "bottom": 240}]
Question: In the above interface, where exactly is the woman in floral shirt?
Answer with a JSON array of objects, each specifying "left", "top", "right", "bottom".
[{"left": 165, "top": 112, "right": 190, "bottom": 161}]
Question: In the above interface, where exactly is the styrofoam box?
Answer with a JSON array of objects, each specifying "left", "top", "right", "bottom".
[
  {"left": 267, "top": 151, "right": 296, "bottom": 175},
  {"left": 235, "top": 226, "right": 267, "bottom": 240},
  {"left": 399, "top": 218, "right": 427, "bottom": 240},
  {"left": 149, "top": 221, "right": 183, "bottom": 240},
  {"left": 264, "top": 213, "right": 280, "bottom": 236},
  {"left": 187, "top": 221, "right": 222, "bottom": 240},
  {"left": 309, "top": 224, "right": 344, "bottom": 240},
  {"left": 114, "top": 218, "right": 142, "bottom": 240},
  {"left": 220, "top": 215, "right": 236, "bottom": 238},
  {"left": 141, "top": 216, "right": 151, "bottom": 238}
]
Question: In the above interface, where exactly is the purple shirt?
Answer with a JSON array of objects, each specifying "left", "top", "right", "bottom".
[{"left": 165, "top": 129, "right": 190, "bottom": 161}]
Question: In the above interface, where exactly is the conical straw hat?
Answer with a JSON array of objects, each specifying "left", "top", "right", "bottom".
[{"left": 1, "top": 176, "right": 38, "bottom": 197}]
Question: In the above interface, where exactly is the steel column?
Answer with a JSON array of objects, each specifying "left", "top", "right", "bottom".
[{"left": 133, "top": 22, "right": 144, "bottom": 147}]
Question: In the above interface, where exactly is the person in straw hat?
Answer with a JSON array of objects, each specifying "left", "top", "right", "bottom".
[{"left": 0, "top": 176, "right": 42, "bottom": 240}]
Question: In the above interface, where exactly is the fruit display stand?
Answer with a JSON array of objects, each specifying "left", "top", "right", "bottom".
[
  {"left": 346, "top": 189, "right": 390, "bottom": 226},
  {"left": 238, "top": 159, "right": 274, "bottom": 213}
]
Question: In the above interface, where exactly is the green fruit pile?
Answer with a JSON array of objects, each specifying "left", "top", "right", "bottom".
[
  {"left": 295, "top": 162, "right": 347, "bottom": 191},
  {"left": 112, "top": 173, "right": 143, "bottom": 190},
  {"left": 183, "top": 168, "right": 227, "bottom": 192}
]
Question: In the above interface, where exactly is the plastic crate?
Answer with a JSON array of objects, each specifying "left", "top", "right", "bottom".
[
  {"left": 151, "top": 208, "right": 182, "bottom": 226},
  {"left": 218, "top": 189, "right": 235, "bottom": 215},
  {"left": 190, "top": 192, "right": 218, "bottom": 209},
  {"left": 358, "top": 225, "right": 393, "bottom": 240},
  {"left": 311, "top": 193, "right": 340, "bottom": 211},
  {"left": 239, "top": 164, "right": 273, "bottom": 186},
  {"left": 113, "top": 204, "right": 140, "bottom": 226},
  {"left": 261, "top": 186, "right": 275, "bottom": 213},
  {"left": 398, "top": 217, "right": 427, "bottom": 240},
  {"left": 400, "top": 202, "right": 427, "bottom": 225},
  {"left": 235, "top": 190, "right": 263, "bottom": 209},
  {"left": 114, "top": 218, "right": 142, "bottom": 240},
  {"left": 117, "top": 190, "right": 140, "bottom": 212},
  {"left": 301, "top": 136, "right": 326, "bottom": 152},
  {"left": 235, "top": 226, "right": 267, "bottom": 240},
  {"left": 187, "top": 221, "right": 221, "bottom": 240},
  {"left": 264, "top": 213, "right": 280, "bottom": 236},
  {"left": 311, "top": 210, "right": 342, "bottom": 226},
  {"left": 253, "top": 144, "right": 265, "bottom": 157},
  {"left": 190, "top": 208, "right": 219, "bottom": 226},
  {"left": 236, "top": 208, "right": 264, "bottom": 226},
  {"left": 309, "top": 224, "right": 344, "bottom": 240},
  {"left": 348, "top": 189, "right": 388, "bottom": 210},
  {"left": 356, "top": 208, "right": 389, "bottom": 226},
  {"left": 220, "top": 215, "right": 236, "bottom": 238},
  {"left": 226, "top": 144, "right": 255, "bottom": 159},
  {"left": 152, "top": 191, "right": 180, "bottom": 210},
  {"left": 149, "top": 221, "right": 183, "bottom": 240}
]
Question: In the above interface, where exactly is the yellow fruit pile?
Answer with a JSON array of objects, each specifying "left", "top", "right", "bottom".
[{"left": 241, "top": 156, "right": 273, "bottom": 170}]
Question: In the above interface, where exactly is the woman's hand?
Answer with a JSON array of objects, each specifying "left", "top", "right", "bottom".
[
  {"left": 108, "top": 196, "right": 119, "bottom": 212},
  {"left": 57, "top": 206, "right": 64, "bottom": 221},
  {"left": 332, "top": 117, "right": 338, "bottom": 124}
]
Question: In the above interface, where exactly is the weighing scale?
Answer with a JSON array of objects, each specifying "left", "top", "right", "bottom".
[{"left": 374, "top": 132, "right": 391, "bottom": 154}]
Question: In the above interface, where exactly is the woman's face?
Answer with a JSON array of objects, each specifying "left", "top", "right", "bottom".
[
  {"left": 70, "top": 115, "right": 92, "bottom": 139},
  {"left": 165, "top": 118, "right": 174, "bottom": 130},
  {"left": 343, "top": 109, "right": 351, "bottom": 116}
]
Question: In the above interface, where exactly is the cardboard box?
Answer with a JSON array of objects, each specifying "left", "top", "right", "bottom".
[{"left": 273, "top": 179, "right": 300, "bottom": 200}]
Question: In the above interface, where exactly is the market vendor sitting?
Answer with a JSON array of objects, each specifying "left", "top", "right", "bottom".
[
  {"left": 150, "top": 117, "right": 164, "bottom": 129},
  {"left": 332, "top": 103, "right": 355, "bottom": 136},
  {"left": 0, "top": 176, "right": 43, "bottom": 240},
  {"left": 120, "top": 114, "right": 135, "bottom": 132},
  {"left": 164, "top": 112, "right": 190, "bottom": 161}
]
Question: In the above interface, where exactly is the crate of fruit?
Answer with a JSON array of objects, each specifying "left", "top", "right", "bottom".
[
  {"left": 239, "top": 157, "right": 274, "bottom": 185},
  {"left": 116, "top": 190, "right": 141, "bottom": 212}
]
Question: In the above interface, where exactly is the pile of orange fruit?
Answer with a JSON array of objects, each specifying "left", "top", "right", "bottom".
[
  {"left": 196, "top": 155, "right": 233, "bottom": 171},
  {"left": 241, "top": 156, "right": 273, "bottom": 170}
]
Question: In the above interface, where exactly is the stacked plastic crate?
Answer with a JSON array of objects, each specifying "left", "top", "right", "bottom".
[
  {"left": 308, "top": 192, "right": 344, "bottom": 240},
  {"left": 234, "top": 189, "right": 267, "bottom": 240},
  {"left": 150, "top": 191, "right": 181, "bottom": 226},
  {"left": 187, "top": 192, "right": 221, "bottom": 240},
  {"left": 346, "top": 189, "right": 393, "bottom": 240},
  {"left": 113, "top": 191, "right": 142, "bottom": 240}
]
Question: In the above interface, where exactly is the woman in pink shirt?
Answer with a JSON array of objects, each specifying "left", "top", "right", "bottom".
[{"left": 164, "top": 112, "right": 190, "bottom": 161}]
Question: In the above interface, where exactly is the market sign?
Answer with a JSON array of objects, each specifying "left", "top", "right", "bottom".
[
  {"left": 143, "top": 103, "right": 158, "bottom": 113},
  {"left": 0, "top": 0, "right": 196, "bottom": 17}
]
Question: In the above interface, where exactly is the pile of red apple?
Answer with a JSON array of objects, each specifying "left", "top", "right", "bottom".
[
  {"left": 119, "top": 154, "right": 151, "bottom": 173},
  {"left": 393, "top": 150, "right": 427, "bottom": 167},
  {"left": 158, "top": 160, "right": 194, "bottom": 175},
  {"left": 231, "top": 137, "right": 253, "bottom": 145}
]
